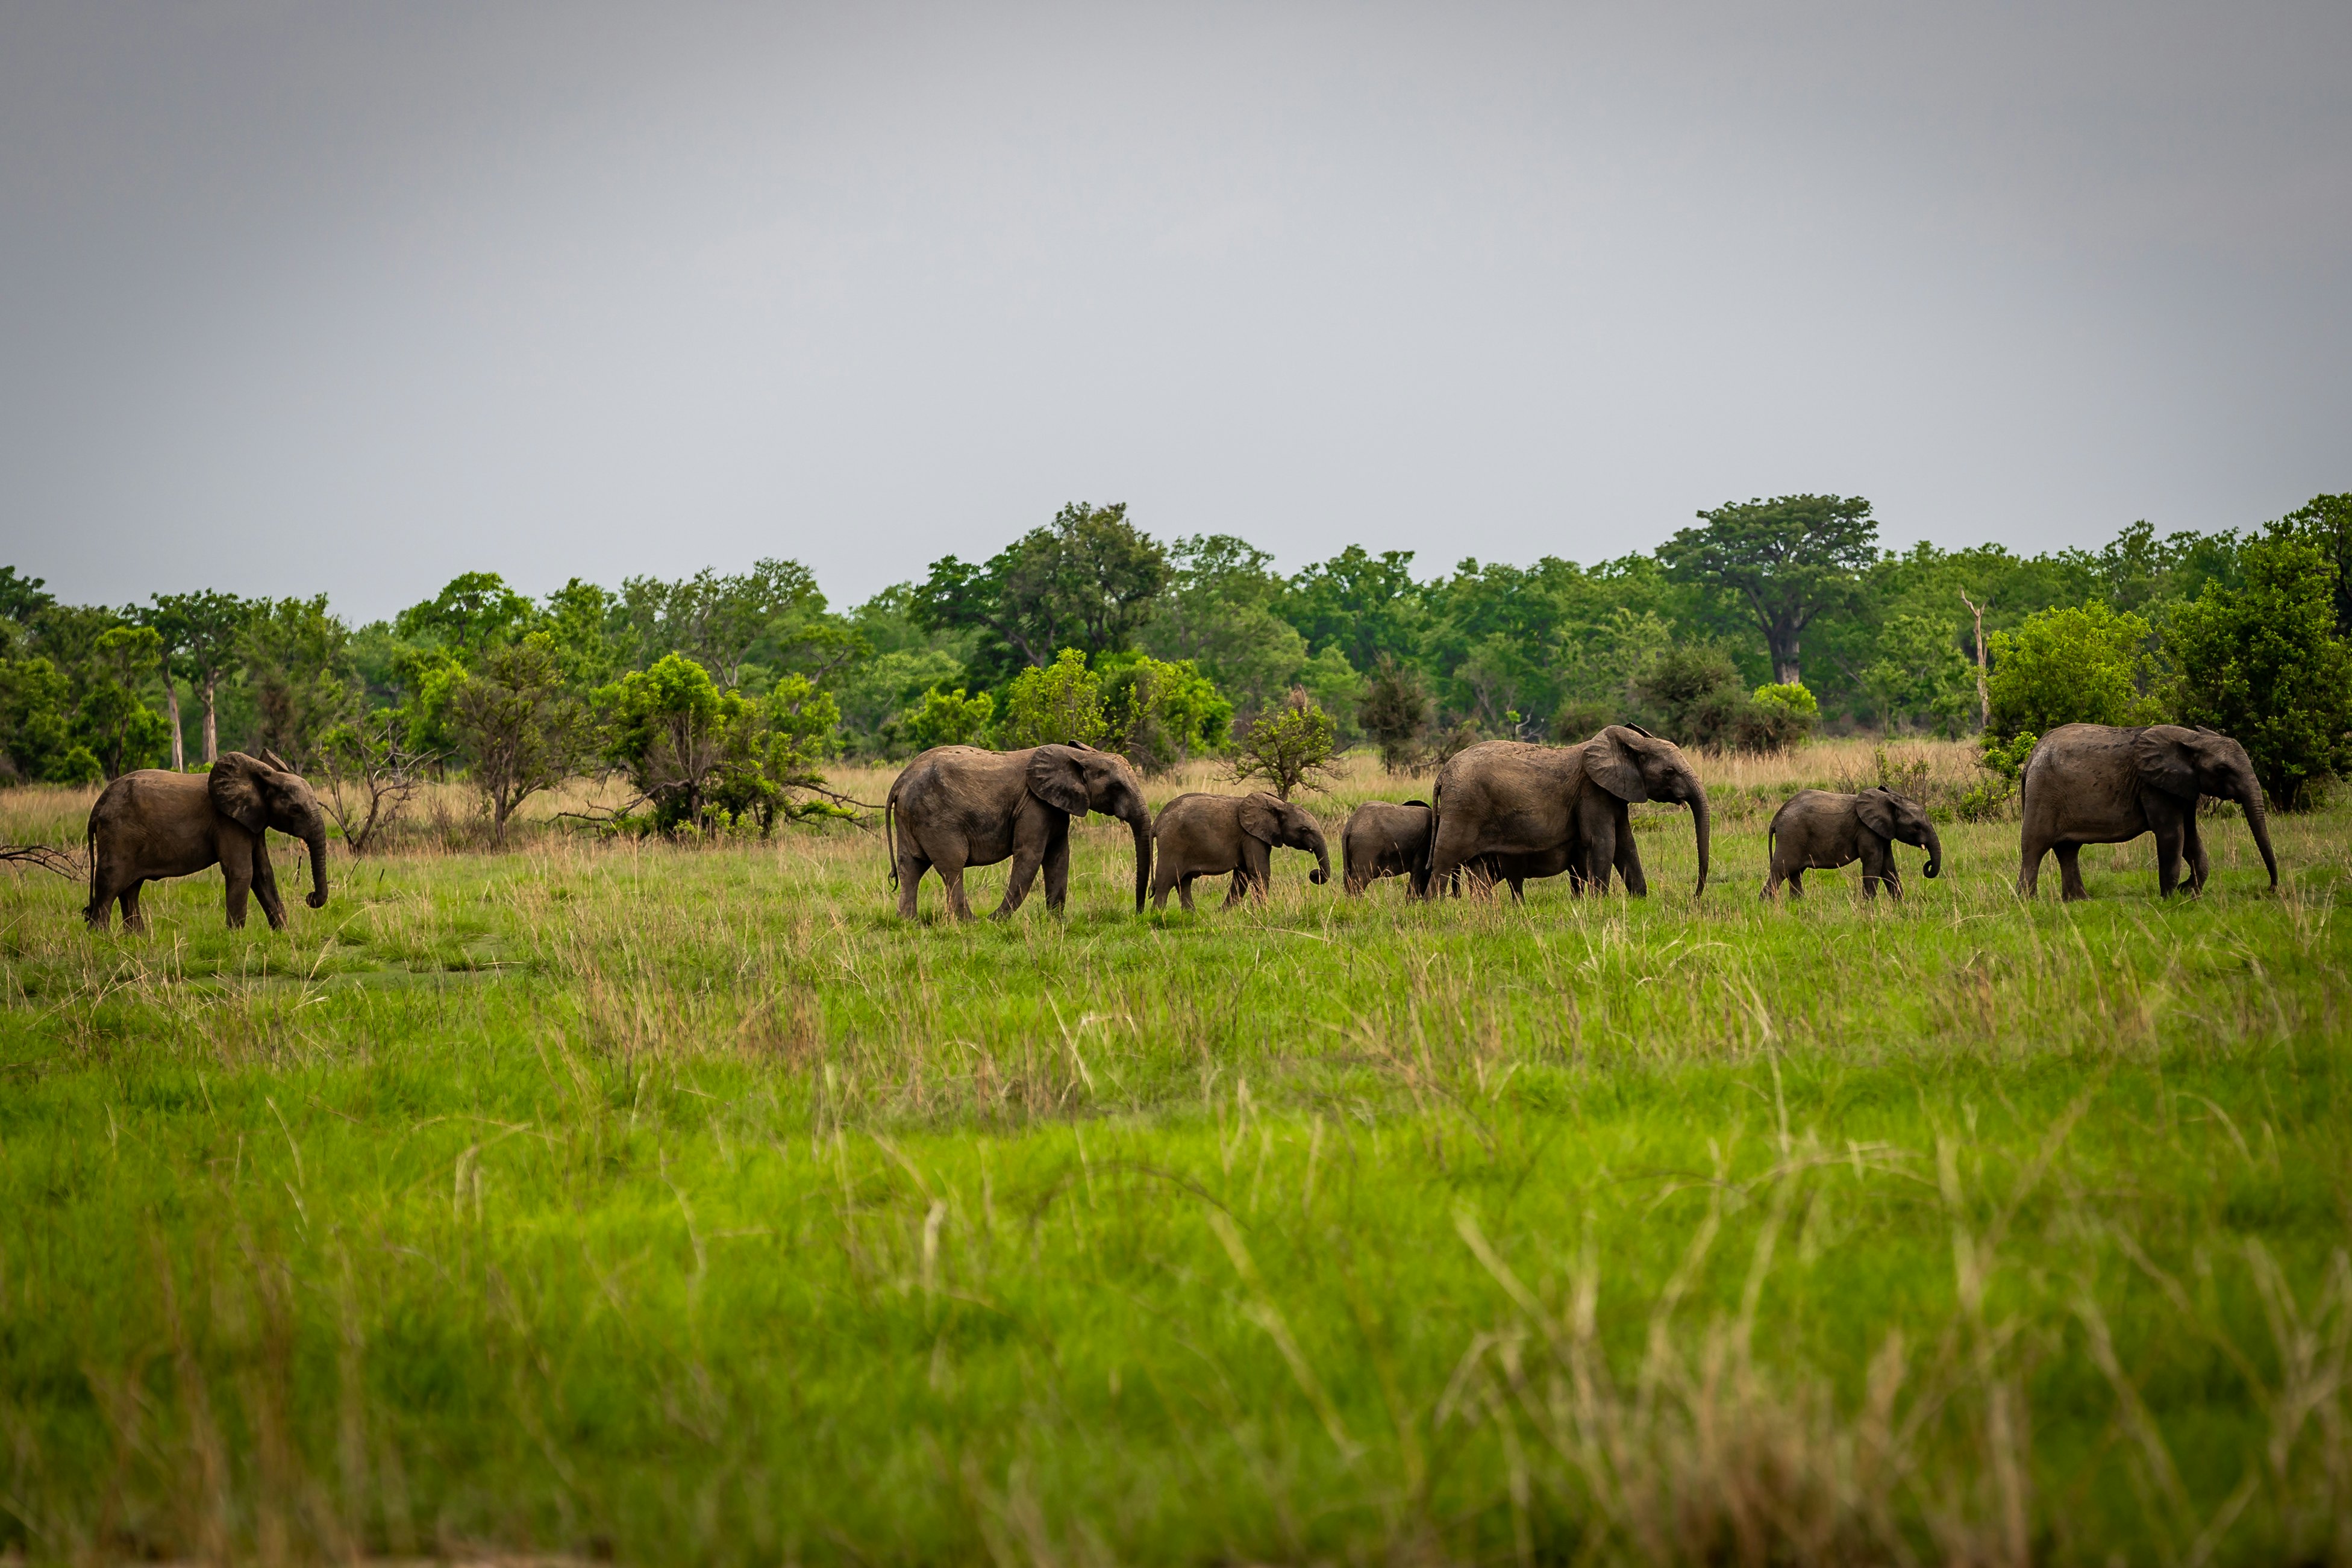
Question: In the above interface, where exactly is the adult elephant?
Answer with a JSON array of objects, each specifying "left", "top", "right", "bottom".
[
  {"left": 1149, "top": 792, "right": 1330, "bottom": 910},
  {"left": 85, "top": 749, "right": 331, "bottom": 932},
  {"left": 886, "top": 743, "right": 1152, "bottom": 919},
  {"left": 2018, "top": 723, "right": 2277, "bottom": 900},
  {"left": 1430, "top": 726, "right": 1710, "bottom": 898}
]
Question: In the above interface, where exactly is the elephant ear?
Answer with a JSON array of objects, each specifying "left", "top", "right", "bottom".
[
  {"left": 2132, "top": 728, "right": 2200, "bottom": 799},
  {"left": 260, "top": 748, "right": 294, "bottom": 774},
  {"left": 1401, "top": 799, "right": 1430, "bottom": 810},
  {"left": 208, "top": 752, "right": 269, "bottom": 832},
  {"left": 1026, "top": 746, "right": 1092, "bottom": 817},
  {"left": 1855, "top": 788, "right": 1898, "bottom": 839},
  {"left": 1239, "top": 793, "right": 1283, "bottom": 845},
  {"left": 1581, "top": 731, "right": 1651, "bottom": 802}
]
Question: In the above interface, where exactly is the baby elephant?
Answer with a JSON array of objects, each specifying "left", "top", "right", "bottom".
[
  {"left": 1765, "top": 787, "right": 1943, "bottom": 901},
  {"left": 1151, "top": 792, "right": 1330, "bottom": 910},
  {"left": 1340, "top": 799, "right": 1434, "bottom": 896}
]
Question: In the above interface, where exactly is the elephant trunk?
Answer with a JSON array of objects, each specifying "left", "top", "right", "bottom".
[
  {"left": 1127, "top": 807, "right": 1153, "bottom": 913},
  {"left": 1921, "top": 822, "right": 1943, "bottom": 879},
  {"left": 302, "top": 821, "right": 331, "bottom": 909},
  {"left": 1689, "top": 787, "right": 1710, "bottom": 897},
  {"left": 2241, "top": 786, "right": 2279, "bottom": 890},
  {"left": 1306, "top": 827, "right": 1331, "bottom": 886}
]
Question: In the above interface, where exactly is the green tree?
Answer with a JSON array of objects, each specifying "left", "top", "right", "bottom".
[
  {"left": 995, "top": 649, "right": 1108, "bottom": 749},
  {"left": 445, "top": 633, "right": 588, "bottom": 843},
  {"left": 316, "top": 706, "right": 436, "bottom": 854},
  {"left": 145, "top": 590, "right": 252, "bottom": 766},
  {"left": 916, "top": 504, "right": 1169, "bottom": 684},
  {"left": 80, "top": 625, "right": 173, "bottom": 779},
  {"left": 1986, "top": 601, "right": 2161, "bottom": 741},
  {"left": 1859, "top": 611, "right": 1977, "bottom": 734},
  {"left": 1357, "top": 654, "right": 1432, "bottom": 773},
  {"left": 0, "top": 567, "right": 56, "bottom": 625},
  {"left": 899, "top": 686, "right": 995, "bottom": 752},
  {"left": 2168, "top": 529, "right": 2352, "bottom": 810},
  {"left": 621, "top": 558, "right": 859, "bottom": 692},
  {"left": 1101, "top": 655, "right": 1231, "bottom": 775},
  {"left": 394, "top": 572, "right": 536, "bottom": 660},
  {"left": 239, "top": 596, "right": 355, "bottom": 767},
  {"left": 0, "top": 655, "right": 81, "bottom": 782},
  {"left": 1228, "top": 687, "right": 1339, "bottom": 801},
  {"left": 1659, "top": 494, "right": 1880, "bottom": 685},
  {"left": 2280, "top": 493, "right": 2352, "bottom": 639},
  {"left": 706, "top": 674, "right": 848, "bottom": 833},
  {"left": 1143, "top": 535, "right": 1312, "bottom": 717},
  {"left": 1280, "top": 545, "right": 1424, "bottom": 678}
]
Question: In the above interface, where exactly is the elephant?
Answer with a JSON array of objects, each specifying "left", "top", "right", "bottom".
[
  {"left": 1149, "top": 792, "right": 1331, "bottom": 911},
  {"left": 1764, "top": 787, "right": 1943, "bottom": 901},
  {"left": 1430, "top": 726, "right": 1710, "bottom": 898},
  {"left": 84, "top": 749, "right": 331, "bottom": 932},
  {"left": 1340, "top": 799, "right": 1434, "bottom": 896},
  {"left": 886, "top": 743, "right": 1152, "bottom": 919},
  {"left": 2017, "top": 723, "right": 2277, "bottom": 900}
]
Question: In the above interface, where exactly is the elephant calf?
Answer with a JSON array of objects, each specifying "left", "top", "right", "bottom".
[
  {"left": 1764, "top": 787, "right": 1942, "bottom": 901},
  {"left": 1340, "top": 800, "right": 1433, "bottom": 896},
  {"left": 1150, "top": 792, "right": 1330, "bottom": 911},
  {"left": 86, "top": 750, "right": 331, "bottom": 931}
]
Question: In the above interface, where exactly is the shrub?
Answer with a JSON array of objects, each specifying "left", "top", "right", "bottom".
[
  {"left": 995, "top": 649, "right": 1106, "bottom": 749},
  {"left": 1737, "top": 682, "right": 1818, "bottom": 754},
  {"left": 898, "top": 686, "right": 995, "bottom": 752},
  {"left": 2166, "top": 529, "right": 2352, "bottom": 810},
  {"left": 1358, "top": 655, "right": 1432, "bottom": 773},
  {"left": 446, "top": 633, "right": 587, "bottom": 843},
  {"left": 1986, "top": 601, "right": 2159, "bottom": 740},
  {"left": 1102, "top": 655, "right": 1231, "bottom": 775},
  {"left": 1228, "top": 687, "right": 1339, "bottom": 800},
  {"left": 1551, "top": 696, "right": 1616, "bottom": 744}
]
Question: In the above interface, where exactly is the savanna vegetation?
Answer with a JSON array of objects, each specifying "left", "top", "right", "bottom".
[{"left": 3, "top": 491, "right": 2351, "bottom": 1565}]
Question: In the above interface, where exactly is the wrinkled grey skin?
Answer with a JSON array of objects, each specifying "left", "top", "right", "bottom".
[
  {"left": 1430, "top": 726, "right": 1710, "bottom": 899},
  {"left": 1150, "top": 792, "right": 1331, "bottom": 911},
  {"left": 2018, "top": 723, "right": 2277, "bottom": 901},
  {"left": 1764, "top": 787, "right": 1943, "bottom": 901},
  {"left": 1341, "top": 799, "right": 1434, "bottom": 896},
  {"left": 887, "top": 743, "right": 1152, "bottom": 919},
  {"left": 85, "top": 750, "right": 331, "bottom": 932}
]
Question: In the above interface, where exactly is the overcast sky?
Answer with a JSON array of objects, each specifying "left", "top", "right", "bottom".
[{"left": 2, "top": 2, "right": 2346, "bottom": 623}]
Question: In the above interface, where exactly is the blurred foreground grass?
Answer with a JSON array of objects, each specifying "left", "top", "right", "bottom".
[{"left": 2, "top": 745, "right": 2348, "bottom": 1564}]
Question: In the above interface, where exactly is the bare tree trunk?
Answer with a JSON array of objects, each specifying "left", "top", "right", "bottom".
[
  {"left": 201, "top": 669, "right": 219, "bottom": 764},
  {"left": 164, "top": 670, "right": 186, "bottom": 770},
  {"left": 1959, "top": 590, "right": 1990, "bottom": 731}
]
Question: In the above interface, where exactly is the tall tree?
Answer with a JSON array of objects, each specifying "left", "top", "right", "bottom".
[
  {"left": 239, "top": 596, "right": 354, "bottom": 767},
  {"left": 2281, "top": 492, "right": 2352, "bottom": 639},
  {"left": 915, "top": 503, "right": 1169, "bottom": 683},
  {"left": 1659, "top": 494, "right": 1880, "bottom": 685},
  {"left": 148, "top": 592, "right": 254, "bottom": 764}
]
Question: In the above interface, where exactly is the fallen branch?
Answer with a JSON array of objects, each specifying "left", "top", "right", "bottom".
[{"left": 1, "top": 845, "right": 80, "bottom": 879}]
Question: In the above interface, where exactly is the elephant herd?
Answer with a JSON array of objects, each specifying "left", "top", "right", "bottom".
[{"left": 74, "top": 723, "right": 2278, "bottom": 932}]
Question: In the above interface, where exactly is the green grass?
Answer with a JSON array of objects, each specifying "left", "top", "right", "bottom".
[{"left": 2, "top": 760, "right": 2350, "bottom": 1565}]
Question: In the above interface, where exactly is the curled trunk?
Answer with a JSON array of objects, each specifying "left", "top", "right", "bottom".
[
  {"left": 1921, "top": 823, "right": 1944, "bottom": 879},
  {"left": 1128, "top": 810, "right": 1153, "bottom": 913},
  {"left": 302, "top": 825, "right": 331, "bottom": 909},
  {"left": 1306, "top": 829, "right": 1331, "bottom": 886},
  {"left": 2241, "top": 789, "right": 2279, "bottom": 889}
]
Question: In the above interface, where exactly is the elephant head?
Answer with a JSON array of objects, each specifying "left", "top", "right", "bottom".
[
  {"left": 1580, "top": 724, "right": 1710, "bottom": 895},
  {"left": 1856, "top": 787, "right": 1942, "bottom": 878},
  {"left": 1028, "top": 744, "right": 1154, "bottom": 910},
  {"left": 1240, "top": 793, "right": 1331, "bottom": 885},
  {"left": 209, "top": 749, "right": 331, "bottom": 908},
  {"left": 2133, "top": 725, "right": 2279, "bottom": 889}
]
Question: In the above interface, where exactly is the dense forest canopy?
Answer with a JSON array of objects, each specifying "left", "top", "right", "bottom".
[{"left": 2, "top": 490, "right": 2348, "bottom": 821}]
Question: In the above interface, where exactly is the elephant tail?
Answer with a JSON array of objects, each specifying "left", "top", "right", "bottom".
[
  {"left": 884, "top": 795, "right": 899, "bottom": 890},
  {"left": 84, "top": 814, "right": 98, "bottom": 917}
]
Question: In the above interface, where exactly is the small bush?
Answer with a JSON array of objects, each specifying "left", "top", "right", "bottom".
[
  {"left": 1358, "top": 654, "right": 1432, "bottom": 773},
  {"left": 1228, "top": 687, "right": 1339, "bottom": 800},
  {"left": 1551, "top": 696, "right": 1616, "bottom": 743},
  {"left": 995, "top": 649, "right": 1106, "bottom": 749},
  {"left": 898, "top": 686, "right": 995, "bottom": 752},
  {"left": 1986, "top": 601, "right": 2160, "bottom": 739}
]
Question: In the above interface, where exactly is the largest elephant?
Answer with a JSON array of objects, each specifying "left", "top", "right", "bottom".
[
  {"left": 886, "top": 743, "right": 1152, "bottom": 919},
  {"left": 2018, "top": 723, "right": 2277, "bottom": 899},
  {"left": 85, "top": 749, "right": 331, "bottom": 931},
  {"left": 1430, "top": 726, "right": 1710, "bottom": 898}
]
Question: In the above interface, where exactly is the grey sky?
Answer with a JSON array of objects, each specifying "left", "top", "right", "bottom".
[{"left": 2, "top": 2, "right": 2345, "bottom": 623}]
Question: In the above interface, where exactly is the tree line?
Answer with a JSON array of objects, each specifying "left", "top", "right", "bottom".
[{"left": 2, "top": 490, "right": 2347, "bottom": 837}]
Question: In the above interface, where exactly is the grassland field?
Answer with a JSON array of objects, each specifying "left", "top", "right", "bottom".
[{"left": 1, "top": 739, "right": 2348, "bottom": 1566}]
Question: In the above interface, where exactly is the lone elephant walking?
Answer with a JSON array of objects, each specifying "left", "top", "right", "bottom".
[
  {"left": 1764, "top": 787, "right": 1942, "bottom": 901},
  {"left": 2018, "top": 723, "right": 2277, "bottom": 900},
  {"left": 1149, "top": 792, "right": 1330, "bottom": 910},
  {"left": 85, "top": 750, "right": 331, "bottom": 932},
  {"left": 886, "top": 743, "right": 1152, "bottom": 919}
]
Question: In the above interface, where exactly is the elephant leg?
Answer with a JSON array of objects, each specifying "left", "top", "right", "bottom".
[
  {"left": 222, "top": 859, "right": 253, "bottom": 929},
  {"left": 1612, "top": 805, "right": 1647, "bottom": 897},
  {"left": 1762, "top": 860, "right": 1783, "bottom": 901},
  {"left": 1040, "top": 818, "right": 1072, "bottom": 911},
  {"left": 1787, "top": 868, "right": 1805, "bottom": 899},
  {"left": 252, "top": 843, "right": 288, "bottom": 930},
  {"left": 2183, "top": 812, "right": 2210, "bottom": 893},
  {"left": 118, "top": 882, "right": 145, "bottom": 933},
  {"left": 940, "top": 862, "right": 977, "bottom": 920},
  {"left": 995, "top": 813, "right": 1057, "bottom": 917},
  {"left": 896, "top": 852, "right": 933, "bottom": 918},
  {"left": 1860, "top": 840, "right": 1888, "bottom": 901},
  {"left": 2153, "top": 816, "right": 2185, "bottom": 898},
  {"left": 1507, "top": 876, "right": 1526, "bottom": 903},
  {"left": 2017, "top": 831, "right": 2048, "bottom": 898},
  {"left": 2055, "top": 842, "right": 2088, "bottom": 902},
  {"left": 1178, "top": 874, "right": 1198, "bottom": 912}
]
